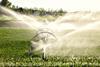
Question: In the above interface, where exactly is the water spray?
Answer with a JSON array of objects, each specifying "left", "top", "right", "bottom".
[
  {"left": 29, "top": 28, "right": 57, "bottom": 60},
  {"left": 1, "top": 6, "right": 99, "bottom": 57}
]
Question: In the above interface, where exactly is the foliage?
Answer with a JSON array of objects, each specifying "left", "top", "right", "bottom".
[
  {"left": 11, "top": 6, "right": 66, "bottom": 16},
  {"left": 0, "top": 0, "right": 11, "bottom": 7},
  {"left": 0, "top": 0, "right": 67, "bottom": 16}
]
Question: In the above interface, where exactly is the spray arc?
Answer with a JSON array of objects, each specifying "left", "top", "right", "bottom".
[
  {"left": 28, "top": 28, "right": 57, "bottom": 59},
  {"left": 1, "top": 6, "right": 100, "bottom": 57}
]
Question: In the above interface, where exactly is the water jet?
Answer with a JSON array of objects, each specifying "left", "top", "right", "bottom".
[
  {"left": 29, "top": 28, "right": 57, "bottom": 59},
  {"left": 1, "top": 6, "right": 100, "bottom": 58}
]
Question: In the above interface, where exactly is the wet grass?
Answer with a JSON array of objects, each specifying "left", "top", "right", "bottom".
[
  {"left": 0, "top": 55, "right": 100, "bottom": 66},
  {"left": 0, "top": 28, "right": 100, "bottom": 66},
  {"left": 0, "top": 27, "right": 36, "bottom": 41}
]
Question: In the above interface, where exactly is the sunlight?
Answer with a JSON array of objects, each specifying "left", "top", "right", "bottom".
[{"left": 8, "top": 0, "right": 100, "bottom": 11}]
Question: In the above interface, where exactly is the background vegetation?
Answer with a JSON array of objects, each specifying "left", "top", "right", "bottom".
[{"left": 0, "top": 0, "right": 66, "bottom": 16}]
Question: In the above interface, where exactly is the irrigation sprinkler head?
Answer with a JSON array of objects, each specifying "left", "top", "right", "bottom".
[
  {"left": 28, "top": 28, "right": 57, "bottom": 59},
  {"left": 31, "top": 28, "right": 57, "bottom": 43}
]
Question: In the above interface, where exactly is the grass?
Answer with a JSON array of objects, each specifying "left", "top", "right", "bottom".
[
  {"left": 0, "top": 14, "right": 100, "bottom": 66},
  {"left": 0, "top": 27, "right": 99, "bottom": 66},
  {"left": 0, "top": 55, "right": 100, "bottom": 66},
  {"left": 0, "top": 15, "right": 15, "bottom": 22},
  {"left": 0, "top": 27, "right": 36, "bottom": 41}
]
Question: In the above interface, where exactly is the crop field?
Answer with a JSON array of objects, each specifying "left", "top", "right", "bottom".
[{"left": 0, "top": 27, "right": 99, "bottom": 66}]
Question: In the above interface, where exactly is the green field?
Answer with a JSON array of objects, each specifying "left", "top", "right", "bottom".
[
  {"left": 0, "top": 13, "right": 100, "bottom": 66},
  {"left": 0, "top": 27, "right": 99, "bottom": 66}
]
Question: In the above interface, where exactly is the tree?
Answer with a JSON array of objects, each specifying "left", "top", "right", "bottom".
[{"left": 0, "top": 0, "right": 11, "bottom": 7}]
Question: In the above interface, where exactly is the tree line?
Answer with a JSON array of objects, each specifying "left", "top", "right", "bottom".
[{"left": 0, "top": 0, "right": 67, "bottom": 16}]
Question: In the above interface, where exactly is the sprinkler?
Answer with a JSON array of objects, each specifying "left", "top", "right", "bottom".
[{"left": 28, "top": 28, "right": 57, "bottom": 60}]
